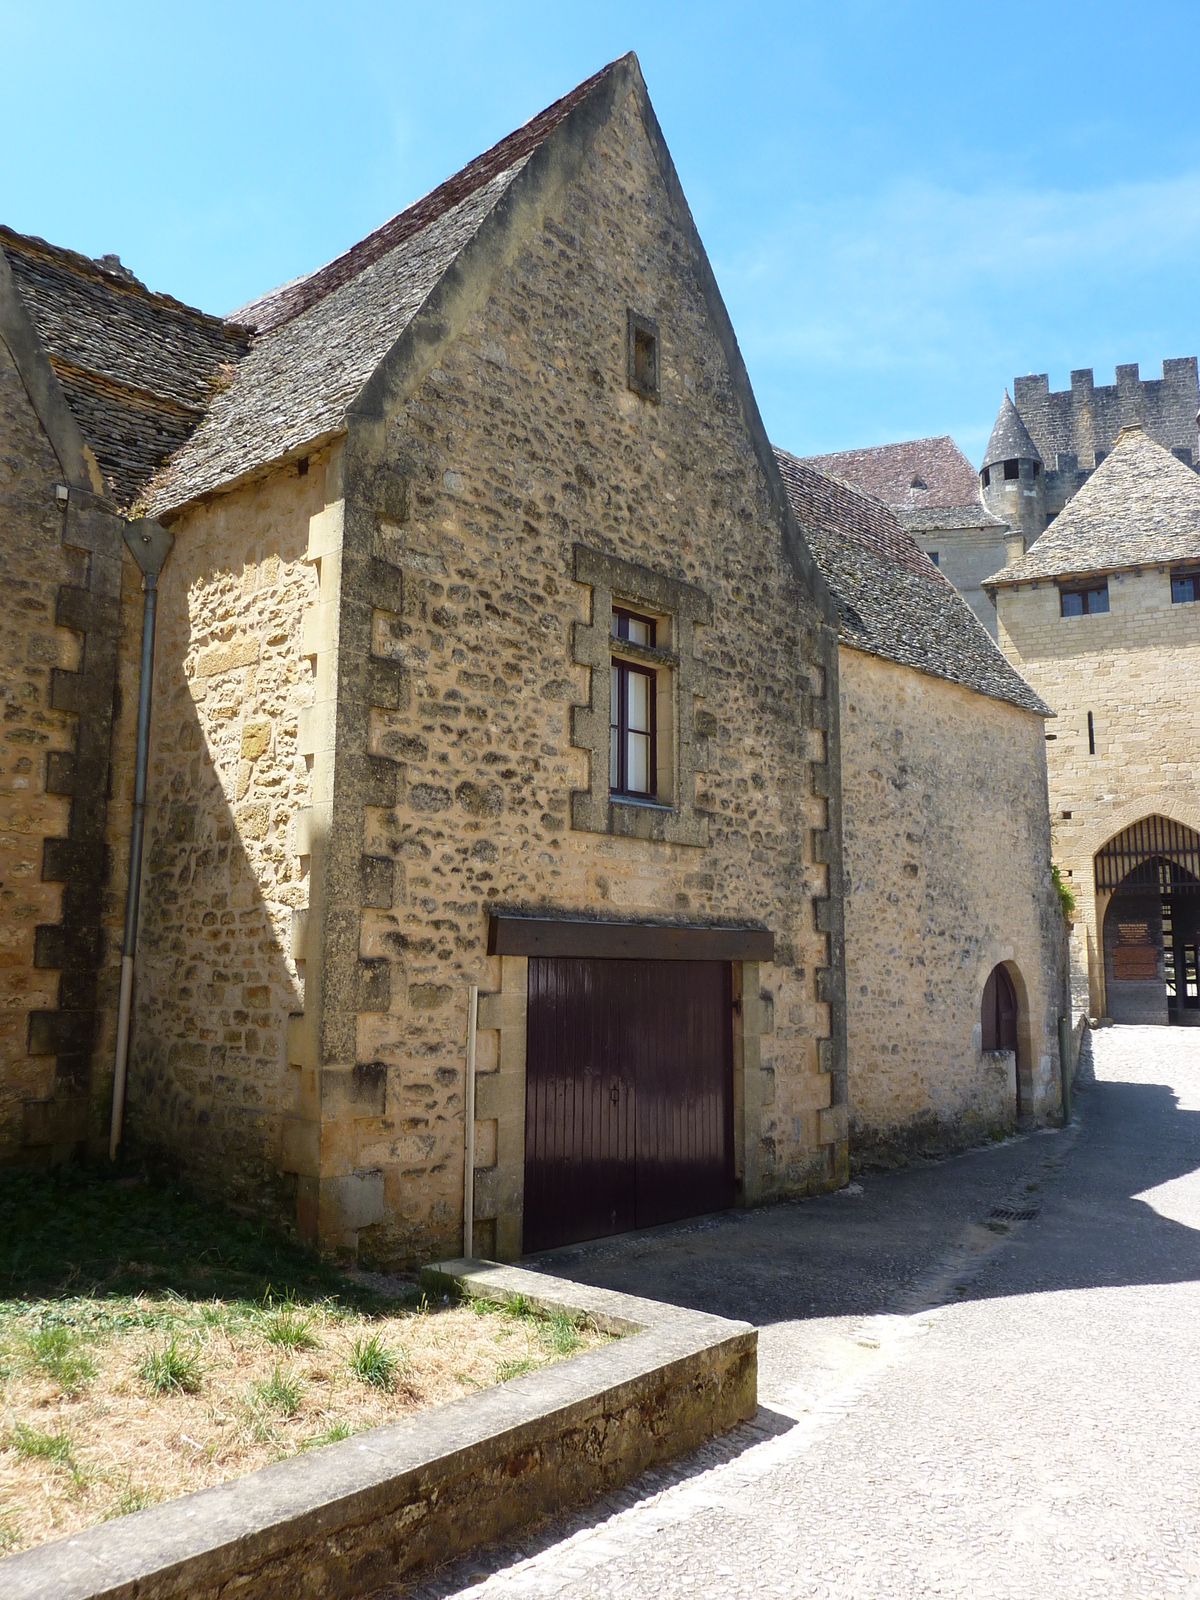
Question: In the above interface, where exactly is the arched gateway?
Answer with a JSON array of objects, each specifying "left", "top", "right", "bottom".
[{"left": 1096, "top": 816, "right": 1200, "bottom": 1025}]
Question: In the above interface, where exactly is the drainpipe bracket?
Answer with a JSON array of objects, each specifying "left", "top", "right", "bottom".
[{"left": 122, "top": 518, "right": 174, "bottom": 579}]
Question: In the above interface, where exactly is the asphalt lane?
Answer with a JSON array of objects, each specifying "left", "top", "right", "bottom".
[{"left": 396, "top": 1026, "right": 1200, "bottom": 1599}]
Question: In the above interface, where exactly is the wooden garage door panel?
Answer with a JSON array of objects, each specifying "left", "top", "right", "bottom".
[
  {"left": 523, "top": 958, "right": 635, "bottom": 1255},
  {"left": 633, "top": 959, "right": 734, "bottom": 1231},
  {"left": 524, "top": 957, "right": 733, "bottom": 1253}
]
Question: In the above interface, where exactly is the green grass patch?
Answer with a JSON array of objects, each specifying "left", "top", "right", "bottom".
[
  {"left": 301, "top": 1420, "right": 354, "bottom": 1450},
  {"left": 7, "top": 1422, "right": 74, "bottom": 1464},
  {"left": 253, "top": 1366, "right": 303, "bottom": 1416},
  {"left": 106, "top": 1481, "right": 156, "bottom": 1519},
  {"left": 347, "top": 1332, "right": 405, "bottom": 1391},
  {"left": 139, "top": 1336, "right": 202, "bottom": 1395},
  {"left": 495, "top": 1356, "right": 537, "bottom": 1382},
  {"left": 25, "top": 1324, "right": 97, "bottom": 1395},
  {"left": 260, "top": 1301, "right": 320, "bottom": 1351}
]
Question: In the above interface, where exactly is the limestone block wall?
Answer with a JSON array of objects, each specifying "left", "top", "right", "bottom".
[
  {"left": 996, "top": 569, "right": 1200, "bottom": 1016},
  {"left": 911, "top": 522, "right": 1008, "bottom": 639},
  {"left": 839, "top": 647, "right": 1065, "bottom": 1165},
  {"left": 126, "top": 457, "right": 326, "bottom": 1213},
  {"left": 315, "top": 83, "right": 844, "bottom": 1263}
]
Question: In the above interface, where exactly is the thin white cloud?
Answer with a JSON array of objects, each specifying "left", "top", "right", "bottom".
[{"left": 722, "top": 169, "right": 1200, "bottom": 375}]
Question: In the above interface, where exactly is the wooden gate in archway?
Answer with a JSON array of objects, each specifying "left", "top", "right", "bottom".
[{"left": 1096, "top": 817, "right": 1200, "bottom": 1025}]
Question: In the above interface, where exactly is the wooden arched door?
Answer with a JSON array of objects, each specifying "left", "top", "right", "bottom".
[{"left": 982, "top": 962, "right": 1020, "bottom": 1115}]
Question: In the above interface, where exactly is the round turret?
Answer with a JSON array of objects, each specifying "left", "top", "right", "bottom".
[{"left": 981, "top": 391, "right": 1045, "bottom": 553}]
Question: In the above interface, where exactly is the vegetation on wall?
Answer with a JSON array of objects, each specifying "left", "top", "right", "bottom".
[{"left": 1052, "top": 864, "right": 1076, "bottom": 919}]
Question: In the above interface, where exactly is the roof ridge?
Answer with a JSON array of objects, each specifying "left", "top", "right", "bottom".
[
  {"left": 0, "top": 224, "right": 236, "bottom": 333},
  {"left": 232, "top": 57, "right": 626, "bottom": 334}
]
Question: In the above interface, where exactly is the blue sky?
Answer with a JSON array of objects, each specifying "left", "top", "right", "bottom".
[{"left": 3, "top": 2, "right": 1198, "bottom": 462}]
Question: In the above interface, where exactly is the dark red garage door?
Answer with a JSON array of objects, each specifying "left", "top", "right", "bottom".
[{"left": 523, "top": 957, "right": 734, "bottom": 1253}]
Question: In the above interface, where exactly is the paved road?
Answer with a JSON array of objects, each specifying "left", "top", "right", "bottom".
[{"left": 399, "top": 1027, "right": 1200, "bottom": 1599}]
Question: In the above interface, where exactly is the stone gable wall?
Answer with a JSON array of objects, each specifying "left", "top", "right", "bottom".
[
  {"left": 839, "top": 647, "right": 1065, "bottom": 1164},
  {"left": 317, "top": 87, "right": 844, "bottom": 1262},
  {"left": 997, "top": 571, "right": 1200, "bottom": 1017},
  {"left": 125, "top": 460, "right": 325, "bottom": 1212}
]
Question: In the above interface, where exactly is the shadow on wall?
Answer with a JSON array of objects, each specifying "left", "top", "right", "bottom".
[{"left": 123, "top": 542, "right": 308, "bottom": 1227}]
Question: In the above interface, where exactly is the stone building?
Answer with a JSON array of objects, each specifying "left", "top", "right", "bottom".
[
  {"left": 802, "top": 437, "right": 1008, "bottom": 639},
  {"left": 776, "top": 453, "right": 1066, "bottom": 1162},
  {"left": 1, "top": 56, "right": 852, "bottom": 1260},
  {"left": 977, "top": 358, "right": 1199, "bottom": 565},
  {"left": 986, "top": 426, "right": 1200, "bottom": 1027}
]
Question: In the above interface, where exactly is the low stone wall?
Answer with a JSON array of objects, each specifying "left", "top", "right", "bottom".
[{"left": 3, "top": 1262, "right": 756, "bottom": 1600}]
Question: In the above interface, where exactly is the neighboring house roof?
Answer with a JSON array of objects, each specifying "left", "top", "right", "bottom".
[
  {"left": 986, "top": 426, "right": 1200, "bottom": 587},
  {"left": 801, "top": 434, "right": 1002, "bottom": 533},
  {"left": 142, "top": 62, "right": 613, "bottom": 516},
  {"left": 775, "top": 447, "right": 1050, "bottom": 716},
  {"left": 982, "top": 391, "right": 1042, "bottom": 472},
  {"left": 0, "top": 225, "right": 247, "bottom": 509}
]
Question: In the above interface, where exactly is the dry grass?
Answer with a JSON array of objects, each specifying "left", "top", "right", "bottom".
[
  {"left": 0, "top": 1166, "right": 608, "bottom": 1558},
  {"left": 0, "top": 1289, "right": 605, "bottom": 1554}
]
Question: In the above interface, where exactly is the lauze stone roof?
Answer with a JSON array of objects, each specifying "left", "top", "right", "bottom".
[
  {"left": 2, "top": 63, "right": 615, "bottom": 517},
  {"left": 775, "top": 448, "right": 1049, "bottom": 716},
  {"left": 142, "top": 63, "right": 614, "bottom": 516},
  {"left": 801, "top": 435, "right": 1002, "bottom": 534},
  {"left": 988, "top": 427, "right": 1200, "bottom": 587},
  {"left": 0, "top": 226, "right": 247, "bottom": 509}
]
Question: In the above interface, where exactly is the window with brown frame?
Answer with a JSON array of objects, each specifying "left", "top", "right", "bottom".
[
  {"left": 1060, "top": 582, "right": 1109, "bottom": 617},
  {"left": 610, "top": 609, "right": 657, "bottom": 798}
]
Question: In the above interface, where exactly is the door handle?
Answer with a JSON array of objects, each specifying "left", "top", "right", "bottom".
[{"left": 610, "top": 1083, "right": 619, "bottom": 1105}]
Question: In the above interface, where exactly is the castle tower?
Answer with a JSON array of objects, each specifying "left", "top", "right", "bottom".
[{"left": 981, "top": 391, "right": 1045, "bottom": 557}]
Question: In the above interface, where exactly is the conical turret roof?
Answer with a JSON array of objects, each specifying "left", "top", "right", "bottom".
[
  {"left": 984, "top": 427, "right": 1200, "bottom": 585},
  {"left": 982, "top": 391, "right": 1042, "bottom": 471}
]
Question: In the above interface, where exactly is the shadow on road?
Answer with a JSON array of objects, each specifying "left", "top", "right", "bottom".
[{"left": 520, "top": 1028, "right": 1200, "bottom": 1328}]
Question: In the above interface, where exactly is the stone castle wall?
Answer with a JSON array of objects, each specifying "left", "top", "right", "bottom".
[
  {"left": 996, "top": 570, "right": 1200, "bottom": 1017},
  {"left": 1014, "top": 361, "right": 1199, "bottom": 473},
  {"left": 125, "top": 459, "right": 326, "bottom": 1213},
  {"left": 838, "top": 647, "right": 1065, "bottom": 1164}
]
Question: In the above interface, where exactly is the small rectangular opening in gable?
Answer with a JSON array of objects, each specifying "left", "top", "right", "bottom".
[{"left": 627, "top": 309, "right": 660, "bottom": 401}]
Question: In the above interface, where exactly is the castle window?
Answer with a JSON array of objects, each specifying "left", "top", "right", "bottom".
[
  {"left": 1088, "top": 710, "right": 1096, "bottom": 754},
  {"left": 610, "top": 609, "right": 659, "bottom": 799},
  {"left": 571, "top": 546, "right": 710, "bottom": 847},
  {"left": 1172, "top": 447, "right": 1194, "bottom": 466},
  {"left": 1060, "top": 583, "right": 1109, "bottom": 617},
  {"left": 981, "top": 466, "right": 990, "bottom": 488},
  {"left": 1095, "top": 450, "right": 1108, "bottom": 467},
  {"left": 1032, "top": 462, "right": 1040, "bottom": 477},
  {"left": 626, "top": 310, "right": 660, "bottom": 401},
  {"left": 1003, "top": 459, "right": 1020, "bottom": 480},
  {"left": 1171, "top": 567, "right": 1200, "bottom": 604},
  {"left": 928, "top": 551, "right": 939, "bottom": 566}
]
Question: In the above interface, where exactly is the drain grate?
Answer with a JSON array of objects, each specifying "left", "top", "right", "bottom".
[{"left": 989, "top": 1204, "right": 1041, "bottom": 1222}]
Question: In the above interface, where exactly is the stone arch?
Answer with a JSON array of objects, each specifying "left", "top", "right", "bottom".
[
  {"left": 1095, "top": 816, "right": 1200, "bottom": 1026},
  {"left": 973, "top": 948, "right": 1032, "bottom": 1122},
  {"left": 1071, "top": 799, "right": 1200, "bottom": 1019}
]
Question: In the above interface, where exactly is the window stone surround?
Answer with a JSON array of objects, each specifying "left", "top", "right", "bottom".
[{"left": 570, "top": 543, "right": 712, "bottom": 846}]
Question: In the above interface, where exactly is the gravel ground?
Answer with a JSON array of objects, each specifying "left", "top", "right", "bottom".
[{"left": 385, "top": 1026, "right": 1200, "bottom": 1600}]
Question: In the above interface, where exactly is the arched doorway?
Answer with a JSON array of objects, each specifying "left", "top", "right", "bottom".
[
  {"left": 981, "top": 962, "right": 1021, "bottom": 1115},
  {"left": 1096, "top": 816, "right": 1200, "bottom": 1026}
]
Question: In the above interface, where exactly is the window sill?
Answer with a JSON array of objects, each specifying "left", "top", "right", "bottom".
[{"left": 610, "top": 794, "right": 675, "bottom": 813}]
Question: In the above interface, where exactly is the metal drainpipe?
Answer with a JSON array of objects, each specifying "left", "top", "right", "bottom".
[
  {"left": 462, "top": 983, "right": 478, "bottom": 1258},
  {"left": 109, "top": 520, "right": 174, "bottom": 1161}
]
